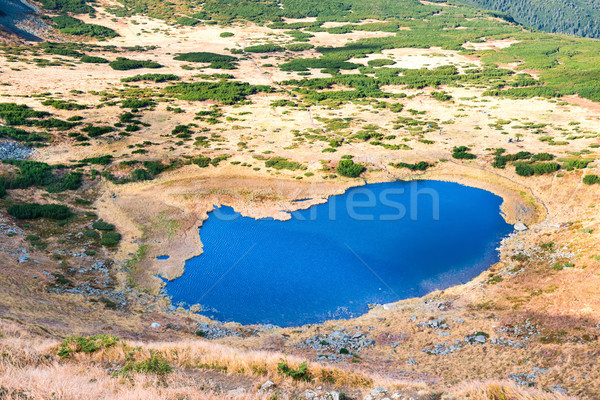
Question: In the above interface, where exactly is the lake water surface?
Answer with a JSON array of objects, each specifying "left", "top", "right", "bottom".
[{"left": 164, "top": 181, "right": 513, "bottom": 326}]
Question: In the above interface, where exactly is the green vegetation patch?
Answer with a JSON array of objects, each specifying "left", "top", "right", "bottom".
[
  {"left": 174, "top": 52, "right": 238, "bottom": 69},
  {"left": 58, "top": 334, "right": 120, "bottom": 358},
  {"left": 80, "top": 55, "right": 109, "bottom": 64},
  {"left": 163, "top": 81, "right": 272, "bottom": 104},
  {"left": 8, "top": 203, "right": 72, "bottom": 220},
  {"left": 121, "top": 74, "right": 180, "bottom": 82},
  {"left": 52, "top": 16, "right": 119, "bottom": 39},
  {"left": 337, "top": 159, "right": 365, "bottom": 177},
  {"left": 109, "top": 58, "right": 163, "bottom": 71},
  {"left": 244, "top": 44, "right": 285, "bottom": 53}
]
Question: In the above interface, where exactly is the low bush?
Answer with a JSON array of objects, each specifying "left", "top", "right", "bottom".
[
  {"left": 583, "top": 174, "right": 599, "bottom": 185},
  {"left": 244, "top": 44, "right": 284, "bottom": 53},
  {"left": 109, "top": 58, "right": 162, "bottom": 71},
  {"left": 192, "top": 156, "right": 211, "bottom": 167},
  {"left": 130, "top": 168, "right": 152, "bottom": 181},
  {"left": 83, "top": 125, "right": 114, "bottom": 137},
  {"left": 85, "top": 230, "right": 100, "bottom": 238},
  {"left": 367, "top": 58, "right": 395, "bottom": 67},
  {"left": 57, "top": 334, "right": 120, "bottom": 358},
  {"left": 100, "top": 231, "right": 122, "bottom": 247},
  {"left": 265, "top": 157, "right": 306, "bottom": 171},
  {"left": 40, "top": 0, "right": 93, "bottom": 14},
  {"left": 277, "top": 360, "right": 312, "bottom": 382},
  {"left": 337, "top": 159, "right": 365, "bottom": 177},
  {"left": 92, "top": 221, "right": 115, "bottom": 231},
  {"left": 52, "top": 16, "right": 118, "bottom": 39},
  {"left": 174, "top": 52, "right": 237, "bottom": 63},
  {"left": 80, "top": 55, "right": 109, "bottom": 64},
  {"left": 286, "top": 43, "right": 314, "bottom": 52},
  {"left": 81, "top": 155, "right": 113, "bottom": 165},
  {"left": 119, "top": 353, "right": 173, "bottom": 376},
  {"left": 8, "top": 203, "right": 72, "bottom": 220},
  {"left": 515, "top": 162, "right": 534, "bottom": 176},
  {"left": 452, "top": 146, "right": 476, "bottom": 160},
  {"left": 121, "top": 74, "right": 179, "bottom": 82},
  {"left": 176, "top": 17, "right": 199, "bottom": 26}
]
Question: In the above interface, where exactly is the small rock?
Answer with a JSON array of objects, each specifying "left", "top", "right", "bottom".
[
  {"left": 150, "top": 322, "right": 161, "bottom": 328},
  {"left": 370, "top": 387, "right": 389, "bottom": 398},
  {"left": 260, "top": 381, "right": 275, "bottom": 391},
  {"left": 514, "top": 222, "right": 528, "bottom": 232}
]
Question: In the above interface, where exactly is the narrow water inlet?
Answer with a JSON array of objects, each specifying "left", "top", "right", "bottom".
[{"left": 164, "top": 180, "right": 514, "bottom": 327}]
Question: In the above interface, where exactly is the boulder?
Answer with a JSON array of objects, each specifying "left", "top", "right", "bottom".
[{"left": 514, "top": 223, "right": 528, "bottom": 232}]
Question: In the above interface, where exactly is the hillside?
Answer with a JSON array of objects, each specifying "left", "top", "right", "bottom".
[
  {"left": 0, "top": 0, "right": 599, "bottom": 398},
  {"left": 459, "top": 0, "right": 600, "bottom": 38}
]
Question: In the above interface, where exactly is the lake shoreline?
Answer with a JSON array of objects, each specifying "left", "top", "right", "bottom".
[{"left": 159, "top": 176, "right": 530, "bottom": 327}]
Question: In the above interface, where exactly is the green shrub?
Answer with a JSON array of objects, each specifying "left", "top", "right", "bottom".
[
  {"left": 80, "top": 55, "right": 109, "bottom": 63},
  {"left": 81, "top": 155, "right": 113, "bottom": 165},
  {"left": 431, "top": 91, "right": 452, "bottom": 101},
  {"left": 265, "top": 157, "right": 306, "bottom": 171},
  {"left": 583, "top": 174, "right": 599, "bottom": 185},
  {"left": 100, "top": 231, "right": 122, "bottom": 247},
  {"left": 337, "top": 159, "right": 365, "bottom": 177},
  {"left": 277, "top": 360, "right": 312, "bottom": 382},
  {"left": 389, "top": 161, "right": 430, "bottom": 171},
  {"left": 0, "top": 126, "right": 45, "bottom": 142},
  {"left": 192, "top": 156, "right": 211, "bottom": 167},
  {"left": 452, "top": 146, "right": 476, "bottom": 160},
  {"left": 174, "top": 52, "right": 237, "bottom": 63},
  {"left": 286, "top": 43, "right": 314, "bottom": 52},
  {"left": 130, "top": 168, "right": 152, "bottom": 181},
  {"left": 52, "top": 16, "right": 118, "bottom": 39},
  {"left": 109, "top": 58, "right": 162, "bottom": 71},
  {"left": 532, "top": 162, "right": 560, "bottom": 175},
  {"left": 41, "top": 99, "right": 87, "bottom": 111},
  {"left": 244, "top": 44, "right": 284, "bottom": 53},
  {"left": 85, "top": 230, "right": 100, "bottom": 238},
  {"left": 57, "top": 334, "right": 120, "bottom": 358},
  {"left": 83, "top": 125, "right": 114, "bottom": 137},
  {"left": 220, "top": 32, "right": 234, "bottom": 37},
  {"left": 163, "top": 81, "right": 272, "bottom": 104},
  {"left": 515, "top": 162, "right": 534, "bottom": 176},
  {"left": 121, "top": 98, "right": 155, "bottom": 109},
  {"left": 176, "top": 17, "right": 199, "bottom": 26},
  {"left": 92, "top": 221, "right": 115, "bottom": 231},
  {"left": 531, "top": 152, "right": 554, "bottom": 161},
  {"left": 8, "top": 203, "right": 71, "bottom": 220},
  {"left": 121, "top": 74, "right": 179, "bottom": 82},
  {"left": 40, "top": 0, "right": 93, "bottom": 13},
  {"left": 367, "top": 58, "right": 395, "bottom": 67},
  {"left": 119, "top": 353, "right": 173, "bottom": 376}
]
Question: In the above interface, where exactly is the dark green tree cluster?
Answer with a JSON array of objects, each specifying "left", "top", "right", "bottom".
[{"left": 460, "top": 0, "right": 600, "bottom": 38}]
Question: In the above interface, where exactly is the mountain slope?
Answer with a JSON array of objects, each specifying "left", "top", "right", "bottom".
[
  {"left": 0, "top": 0, "right": 49, "bottom": 40},
  {"left": 459, "top": 0, "right": 600, "bottom": 38}
]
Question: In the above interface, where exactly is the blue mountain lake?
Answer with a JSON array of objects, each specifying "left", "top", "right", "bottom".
[{"left": 164, "top": 180, "right": 513, "bottom": 327}]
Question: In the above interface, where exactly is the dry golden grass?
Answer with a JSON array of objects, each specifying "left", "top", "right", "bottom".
[{"left": 0, "top": 319, "right": 575, "bottom": 400}]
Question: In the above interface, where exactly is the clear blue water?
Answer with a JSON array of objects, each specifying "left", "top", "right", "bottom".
[
  {"left": 164, "top": 181, "right": 513, "bottom": 327},
  {"left": 157, "top": 255, "right": 170, "bottom": 260}
]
